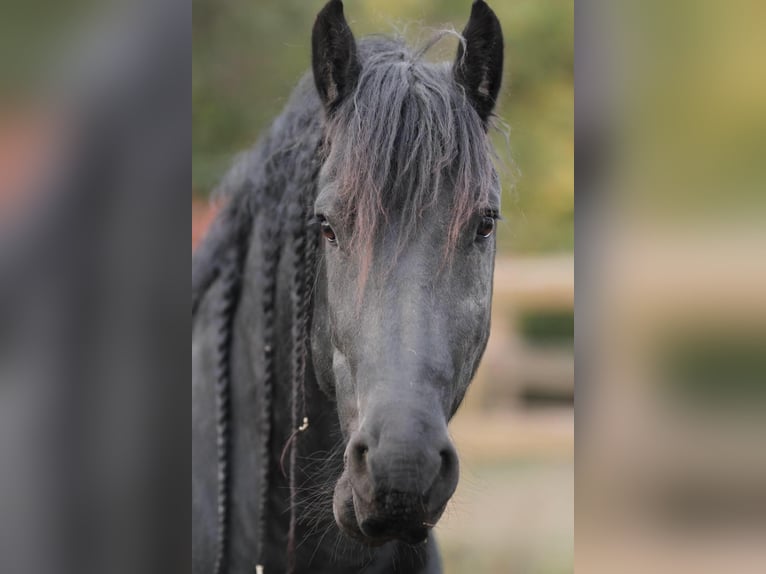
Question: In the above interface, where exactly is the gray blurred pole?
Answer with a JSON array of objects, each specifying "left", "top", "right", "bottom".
[{"left": 0, "top": 1, "right": 188, "bottom": 573}]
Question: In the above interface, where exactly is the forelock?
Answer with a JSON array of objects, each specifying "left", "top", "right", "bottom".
[{"left": 322, "top": 34, "right": 499, "bottom": 282}]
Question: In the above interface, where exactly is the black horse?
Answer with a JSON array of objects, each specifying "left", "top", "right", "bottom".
[{"left": 193, "top": 1, "right": 504, "bottom": 572}]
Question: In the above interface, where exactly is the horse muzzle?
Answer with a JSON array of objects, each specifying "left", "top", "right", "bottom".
[{"left": 333, "top": 423, "right": 459, "bottom": 545}]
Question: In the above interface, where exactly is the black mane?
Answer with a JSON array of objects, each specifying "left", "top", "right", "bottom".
[{"left": 192, "top": 72, "right": 322, "bottom": 315}]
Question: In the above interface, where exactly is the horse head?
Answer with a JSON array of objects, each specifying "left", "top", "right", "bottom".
[{"left": 309, "top": 0, "right": 504, "bottom": 546}]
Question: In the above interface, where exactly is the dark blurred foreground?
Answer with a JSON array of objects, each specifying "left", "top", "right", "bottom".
[{"left": 0, "top": 1, "right": 187, "bottom": 573}]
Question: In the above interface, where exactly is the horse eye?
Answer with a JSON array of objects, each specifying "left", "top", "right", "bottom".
[
  {"left": 318, "top": 218, "right": 337, "bottom": 244},
  {"left": 477, "top": 216, "right": 495, "bottom": 238}
]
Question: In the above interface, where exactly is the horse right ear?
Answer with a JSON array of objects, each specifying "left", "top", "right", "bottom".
[
  {"left": 454, "top": 0, "right": 504, "bottom": 125},
  {"left": 312, "top": 0, "right": 360, "bottom": 114}
]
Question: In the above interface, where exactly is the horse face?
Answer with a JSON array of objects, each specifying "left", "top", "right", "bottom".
[
  {"left": 310, "top": 0, "right": 503, "bottom": 546},
  {"left": 312, "top": 187, "right": 497, "bottom": 544}
]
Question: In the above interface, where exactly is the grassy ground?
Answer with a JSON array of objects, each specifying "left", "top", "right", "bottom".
[{"left": 436, "top": 409, "right": 574, "bottom": 574}]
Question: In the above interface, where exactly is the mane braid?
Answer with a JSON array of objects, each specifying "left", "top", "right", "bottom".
[
  {"left": 286, "top": 202, "right": 305, "bottom": 574},
  {"left": 212, "top": 243, "right": 245, "bottom": 574},
  {"left": 298, "top": 216, "right": 318, "bottom": 434},
  {"left": 255, "top": 216, "right": 282, "bottom": 569},
  {"left": 285, "top": 179, "right": 320, "bottom": 572}
]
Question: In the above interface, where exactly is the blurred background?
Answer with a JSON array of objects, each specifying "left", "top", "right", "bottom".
[
  {"left": 576, "top": 0, "right": 766, "bottom": 572},
  {"left": 193, "top": 1, "right": 574, "bottom": 573}
]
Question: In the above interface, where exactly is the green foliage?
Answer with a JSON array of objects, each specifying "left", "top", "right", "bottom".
[
  {"left": 193, "top": 0, "right": 573, "bottom": 254},
  {"left": 519, "top": 308, "right": 575, "bottom": 346},
  {"left": 660, "top": 329, "right": 766, "bottom": 411},
  {"left": 0, "top": 0, "right": 96, "bottom": 101}
]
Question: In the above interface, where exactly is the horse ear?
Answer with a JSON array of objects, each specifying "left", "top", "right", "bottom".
[
  {"left": 454, "top": 0, "right": 505, "bottom": 125},
  {"left": 312, "top": 0, "right": 360, "bottom": 114}
]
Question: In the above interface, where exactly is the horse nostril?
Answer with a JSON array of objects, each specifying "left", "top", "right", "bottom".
[
  {"left": 439, "top": 447, "right": 456, "bottom": 478},
  {"left": 349, "top": 438, "right": 370, "bottom": 469}
]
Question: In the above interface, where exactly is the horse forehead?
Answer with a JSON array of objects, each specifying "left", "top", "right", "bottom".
[{"left": 315, "top": 165, "right": 460, "bottom": 214}]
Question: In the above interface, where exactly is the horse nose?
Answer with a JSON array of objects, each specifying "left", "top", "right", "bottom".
[{"left": 347, "top": 423, "right": 459, "bottom": 522}]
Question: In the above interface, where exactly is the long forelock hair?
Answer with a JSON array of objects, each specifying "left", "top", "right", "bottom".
[{"left": 323, "top": 34, "right": 500, "bottom": 283}]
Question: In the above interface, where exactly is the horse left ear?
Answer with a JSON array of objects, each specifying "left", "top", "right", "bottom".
[
  {"left": 454, "top": 0, "right": 505, "bottom": 125},
  {"left": 312, "top": 0, "right": 360, "bottom": 115}
]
